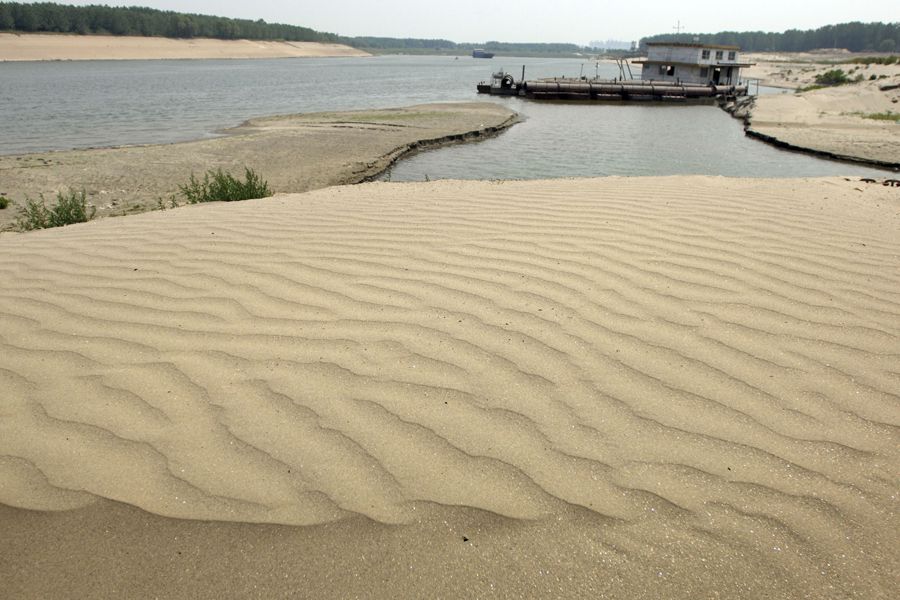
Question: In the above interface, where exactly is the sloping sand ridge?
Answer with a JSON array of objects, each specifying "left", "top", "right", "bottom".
[{"left": 1, "top": 177, "right": 898, "bottom": 597}]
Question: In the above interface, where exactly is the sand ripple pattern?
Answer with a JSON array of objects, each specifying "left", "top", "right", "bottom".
[{"left": 1, "top": 176, "right": 898, "bottom": 593}]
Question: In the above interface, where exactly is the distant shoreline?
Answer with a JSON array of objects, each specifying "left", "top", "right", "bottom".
[{"left": 0, "top": 33, "right": 370, "bottom": 61}]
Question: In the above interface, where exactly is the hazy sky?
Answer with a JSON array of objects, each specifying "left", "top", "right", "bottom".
[{"left": 63, "top": 1, "right": 899, "bottom": 44}]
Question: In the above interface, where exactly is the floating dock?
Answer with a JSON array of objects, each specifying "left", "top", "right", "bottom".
[
  {"left": 477, "top": 71, "right": 749, "bottom": 102},
  {"left": 524, "top": 79, "right": 747, "bottom": 101}
]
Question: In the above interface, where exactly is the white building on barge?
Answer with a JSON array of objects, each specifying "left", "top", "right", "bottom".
[{"left": 634, "top": 42, "right": 753, "bottom": 86}]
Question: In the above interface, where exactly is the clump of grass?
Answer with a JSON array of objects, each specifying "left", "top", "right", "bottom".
[
  {"left": 179, "top": 167, "right": 271, "bottom": 204},
  {"left": 862, "top": 111, "right": 900, "bottom": 122},
  {"left": 155, "top": 195, "right": 179, "bottom": 211},
  {"left": 0, "top": 196, "right": 9, "bottom": 210},
  {"left": 845, "top": 56, "right": 898, "bottom": 66},
  {"left": 16, "top": 189, "right": 96, "bottom": 231},
  {"left": 797, "top": 68, "right": 864, "bottom": 92},
  {"left": 814, "top": 69, "right": 852, "bottom": 86}
]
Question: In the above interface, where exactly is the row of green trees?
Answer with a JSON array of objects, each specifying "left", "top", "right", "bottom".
[
  {"left": 0, "top": 3, "right": 582, "bottom": 54},
  {"left": 346, "top": 37, "right": 582, "bottom": 55},
  {"left": 2, "top": 3, "right": 896, "bottom": 55},
  {"left": 640, "top": 22, "right": 899, "bottom": 53},
  {"left": 0, "top": 3, "right": 584, "bottom": 55},
  {"left": 0, "top": 2, "right": 340, "bottom": 42},
  {"left": 348, "top": 37, "right": 458, "bottom": 51},
  {"left": 480, "top": 41, "right": 582, "bottom": 54}
]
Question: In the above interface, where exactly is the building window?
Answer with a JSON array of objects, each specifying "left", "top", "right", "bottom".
[
  {"left": 700, "top": 67, "right": 709, "bottom": 78},
  {"left": 701, "top": 50, "right": 710, "bottom": 59},
  {"left": 715, "top": 50, "right": 723, "bottom": 59},
  {"left": 658, "top": 65, "right": 675, "bottom": 76},
  {"left": 728, "top": 51, "right": 736, "bottom": 60}
]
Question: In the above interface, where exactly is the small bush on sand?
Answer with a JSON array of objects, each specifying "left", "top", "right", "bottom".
[
  {"left": 814, "top": 69, "right": 852, "bottom": 86},
  {"left": 16, "top": 189, "right": 96, "bottom": 231},
  {"left": 0, "top": 196, "right": 9, "bottom": 210},
  {"left": 179, "top": 167, "right": 271, "bottom": 204}
]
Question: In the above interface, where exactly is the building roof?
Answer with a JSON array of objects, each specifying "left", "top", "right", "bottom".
[
  {"left": 645, "top": 42, "right": 741, "bottom": 51},
  {"left": 633, "top": 59, "right": 754, "bottom": 68}
]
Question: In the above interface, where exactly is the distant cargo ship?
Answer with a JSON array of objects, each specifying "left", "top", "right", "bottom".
[{"left": 472, "top": 49, "right": 495, "bottom": 59}]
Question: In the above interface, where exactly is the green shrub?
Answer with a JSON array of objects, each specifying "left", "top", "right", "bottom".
[
  {"left": 179, "top": 167, "right": 271, "bottom": 204},
  {"left": 16, "top": 189, "right": 96, "bottom": 231},
  {"left": 0, "top": 196, "right": 8, "bottom": 210},
  {"left": 814, "top": 69, "right": 852, "bottom": 86}
]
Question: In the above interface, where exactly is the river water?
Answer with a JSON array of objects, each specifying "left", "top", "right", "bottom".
[{"left": 0, "top": 55, "right": 890, "bottom": 178}]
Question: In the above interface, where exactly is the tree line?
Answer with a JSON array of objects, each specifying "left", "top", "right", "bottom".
[
  {"left": 0, "top": 3, "right": 583, "bottom": 55},
  {"left": 3, "top": 3, "right": 895, "bottom": 56},
  {"left": 0, "top": 3, "right": 584, "bottom": 55},
  {"left": 640, "top": 22, "right": 899, "bottom": 53},
  {"left": 0, "top": 2, "right": 340, "bottom": 43},
  {"left": 348, "top": 37, "right": 582, "bottom": 55}
]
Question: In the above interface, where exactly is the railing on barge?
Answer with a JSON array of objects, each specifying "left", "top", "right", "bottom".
[
  {"left": 475, "top": 73, "right": 749, "bottom": 101},
  {"left": 522, "top": 80, "right": 748, "bottom": 101}
]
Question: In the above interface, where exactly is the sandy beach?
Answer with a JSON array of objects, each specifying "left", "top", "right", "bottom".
[
  {"left": 0, "top": 33, "right": 368, "bottom": 61},
  {"left": 1, "top": 176, "right": 898, "bottom": 598},
  {"left": 738, "top": 53, "right": 900, "bottom": 168},
  {"left": 0, "top": 102, "right": 518, "bottom": 231}
]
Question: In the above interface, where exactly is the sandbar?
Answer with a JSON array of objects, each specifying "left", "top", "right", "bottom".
[
  {"left": 0, "top": 102, "right": 519, "bottom": 230},
  {"left": 0, "top": 33, "right": 369, "bottom": 61},
  {"left": 738, "top": 52, "right": 900, "bottom": 168}
]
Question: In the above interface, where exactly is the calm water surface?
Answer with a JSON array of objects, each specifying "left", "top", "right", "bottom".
[{"left": 0, "top": 55, "right": 889, "bottom": 178}]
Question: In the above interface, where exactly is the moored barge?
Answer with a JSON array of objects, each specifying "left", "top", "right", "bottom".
[{"left": 477, "top": 71, "right": 747, "bottom": 102}]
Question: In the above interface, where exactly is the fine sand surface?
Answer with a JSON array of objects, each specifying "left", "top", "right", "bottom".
[
  {"left": 0, "top": 33, "right": 368, "bottom": 61},
  {"left": 0, "top": 102, "right": 518, "bottom": 231},
  {"left": 738, "top": 52, "right": 900, "bottom": 168},
  {"left": 1, "top": 176, "right": 898, "bottom": 598}
]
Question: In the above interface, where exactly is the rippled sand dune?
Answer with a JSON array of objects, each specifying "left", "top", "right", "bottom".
[{"left": 1, "top": 177, "right": 898, "bottom": 598}]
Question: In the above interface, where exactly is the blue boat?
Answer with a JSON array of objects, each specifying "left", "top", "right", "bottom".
[{"left": 472, "top": 49, "right": 495, "bottom": 58}]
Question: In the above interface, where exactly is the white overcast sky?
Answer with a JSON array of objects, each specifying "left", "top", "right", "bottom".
[{"left": 61, "top": 1, "right": 899, "bottom": 44}]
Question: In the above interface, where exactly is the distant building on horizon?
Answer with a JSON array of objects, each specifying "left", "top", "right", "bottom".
[{"left": 633, "top": 42, "right": 753, "bottom": 86}]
